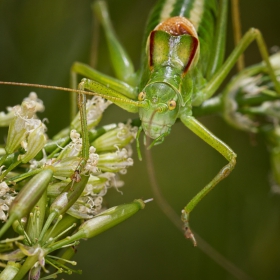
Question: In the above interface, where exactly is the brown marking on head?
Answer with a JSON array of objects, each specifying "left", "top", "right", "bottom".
[
  {"left": 148, "top": 17, "right": 200, "bottom": 72},
  {"left": 155, "top": 16, "right": 198, "bottom": 38},
  {"left": 149, "top": 31, "right": 156, "bottom": 68},
  {"left": 183, "top": 36, "right": 199, "bottom": 74}
]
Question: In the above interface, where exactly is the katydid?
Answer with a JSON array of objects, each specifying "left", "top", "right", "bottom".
[
  {"left": 71, "top": 0, "right": 280, "bottom": 245},
  {"left": 1, "top": 0, "right": 280, "bottom": 246}
]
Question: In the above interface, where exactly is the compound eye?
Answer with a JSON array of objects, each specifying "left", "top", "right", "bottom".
[
  {"left": 138, "top": 91, "right": 146, "bottom": 101},
  {"left": 168, "top": 100, "right": 176, "bottom": 110}
]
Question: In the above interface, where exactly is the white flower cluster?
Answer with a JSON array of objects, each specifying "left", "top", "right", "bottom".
[
  {"left": 85, "top": 146, "right": 99, "bottom": 174},
  {"left": 0, "top": 92, "right": 44, "bottom": 127},
  {"left": 0, "top": 182, "right": 16, "bottom": 221},
  {"left": 86, "top": 96, "right": 112, "bottom": 128},
  {"left": 4, "top": 93, "right": 47, "bottom": 162},
  {"left": 57, "top": 130, "right": 83, "bottom": 159},
  {"left": 71, "top": 96, "right": 112, "bottom": 131}
]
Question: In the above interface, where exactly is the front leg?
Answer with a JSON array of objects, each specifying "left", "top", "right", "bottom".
[
  {"left": 70, "top": 1, "right": 139, "bottom": 118},
  {"left": 180, "top": 115, "right": 236, "bottom": 246},
  {"left": 79, "top": 77, "right": 139, "bottom": 113}
]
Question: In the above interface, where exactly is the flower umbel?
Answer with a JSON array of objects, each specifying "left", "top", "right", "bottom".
[{"left": 0, "top": 92, "right": 143, "bottom": 279}]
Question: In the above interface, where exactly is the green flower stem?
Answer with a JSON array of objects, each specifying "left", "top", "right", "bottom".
[
  {"left": 5, "top": 169, "right": 42, "bottom": 184},
  {"left": 43, "top": 136, "right": 70, "bottom": 154},
  {"left": 45, "top": 257, "right": 81, "bottom": 275},
  {"left": 58, "top": 247, "right": 76, "bottom": 266},
  {"left": 0, "top": 160, "right": 22, "bottom": 181},
  {"left": 89, "top": 124, "right": 117, "bottom": 142},
  {"left": 44, "top": 221, "right": 77, "bottom": 246},
  {"left": 1, "top": 152, "right": 20, "bottom": 170},
  {"left": 26, "top": 190, "right": 47, "bottom": 244},
  {"left": 46, "top": 136, "right": 71, "bottom": 160},
  {"left": 0, "top": 261, "right": 21, "bottom": 280},
  {"left": 13, "top": 255, "right": 38, "bottom": 280},
  {"left": 39, "top": 175, "right": 89, "bottom": 243},
  {"left": 41, "top": 215, "right": 79, "bottom": 245},
  {"left": 0, "top": 236, "right": 24, "bottom": 244},
  {"left": 38, "top": 212, "right": 58, "bottom": 244},
  {"left": 0, "top": 154, "right": 8, "bottom": 168}
]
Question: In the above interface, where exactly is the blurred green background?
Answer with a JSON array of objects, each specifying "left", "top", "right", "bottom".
[{"left": 0, "top": 0, "right": 280, "bottom": 279}]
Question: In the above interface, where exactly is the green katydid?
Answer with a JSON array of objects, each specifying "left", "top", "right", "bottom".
[
  {"left": 1, "top": 0, "right": 280, "bottom": 247},
  {"left": 71, "top": 0, "right": 280, "bottom": 245}
]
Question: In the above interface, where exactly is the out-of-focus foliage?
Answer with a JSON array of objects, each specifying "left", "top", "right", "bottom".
[{"left": 0, "top": 0, "right": 280, "bottom": 279}]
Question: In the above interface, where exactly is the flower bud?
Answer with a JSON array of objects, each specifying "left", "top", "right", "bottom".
[
  {"left": 84, "top": 146, "right": 99, "bottom": 174},
  {"left": 0, "top": 169, "right": 53, "bottom": 238},
  {"left": 76, "top": 199, "right": 145, "bottom": 239},
  {"left": 83, "top": 173, "right": 114, "bottom": 196},
  {"left": 56, "top": 130, "right": 82, "bottom": 160},
  {"left": 5, "top": 100, "right": 44, "bottom": 155},
  {"left": 92, "top": 122, "right": 137, "bottom": 152},
  {"left": 51, "top": 157, "right": 81, "bottom": 178},
  {"left": 47, "top": 179, "right": 70, "bottom": 197},
  {"left": 50, "top": 175, "right": 89, "bottom": 216},
  {"left": 23, "top": 92, "right": 45, "bottom": 113},
  {"left": 29, "top": 262, "right": 41, "bottom": 280},
  {"left": 71, "top": 96, "right": 111, "bottom": 131},
  {"left": 9, "top": 170, "right": 53, "bottom": 219},
  {"left": 19, "top": 122, "right": 47, "bottom": 163},
  {"left": 67, "top": 195, "right": 103, "bottom": 219},
  {"left": 5, "top": 117, "right": 28, "bottom": 154},
  {"left": 97, "top": 148, "right": 133, "bottom": 173}
]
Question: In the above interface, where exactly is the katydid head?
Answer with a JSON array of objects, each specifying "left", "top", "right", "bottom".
[{"left": 138, "top": 82, "right": 179, "bottom": 140}]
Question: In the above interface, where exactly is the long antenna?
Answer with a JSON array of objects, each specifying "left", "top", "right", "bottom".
[{"left": 0, "top": 81, "right": 144, "bottom": 108}]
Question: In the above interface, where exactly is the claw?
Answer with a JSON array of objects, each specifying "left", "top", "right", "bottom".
[
  {"left": 184, "top": 227, "right": 197, "bottom": 246},
  {"left": 181, "top": 210, "right": 197, "bottom": 246}
]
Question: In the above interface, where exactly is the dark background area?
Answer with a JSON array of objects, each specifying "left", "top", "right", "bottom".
[{"left": 0, "top": 0, "right": 280, "bottom": 279}]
